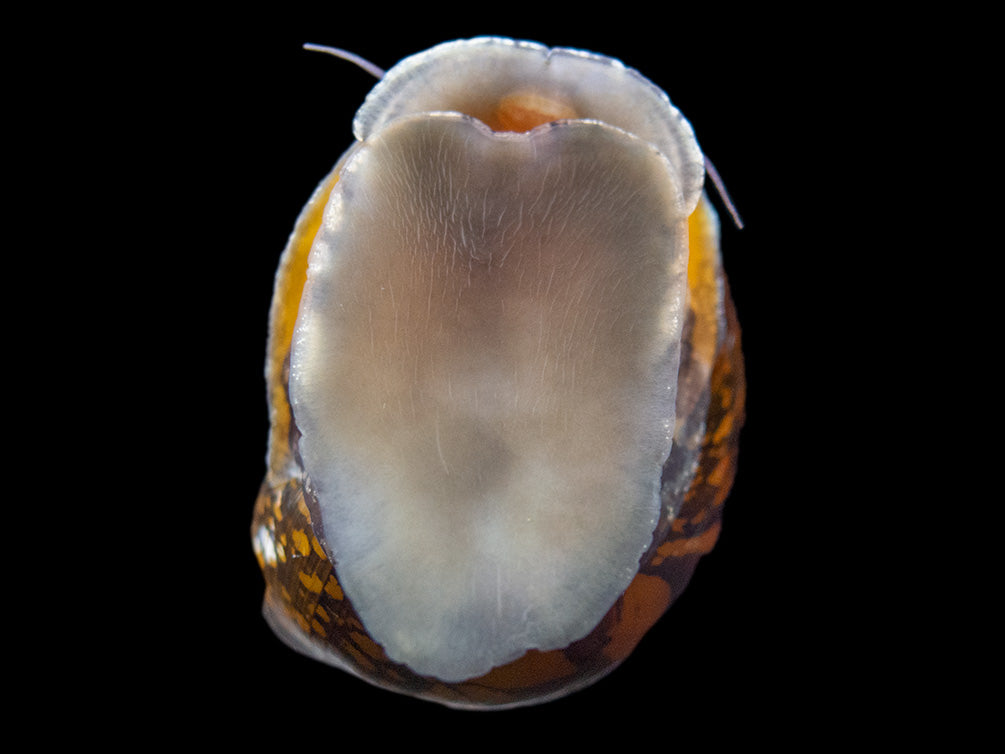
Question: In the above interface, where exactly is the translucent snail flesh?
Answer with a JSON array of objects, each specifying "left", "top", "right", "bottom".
[{"left": 251, "top": 37, "right": 745, "bottom": 709}]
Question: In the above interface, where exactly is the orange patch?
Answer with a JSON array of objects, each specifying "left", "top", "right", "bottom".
[
  {"left": 658, "top": 522, "right": 722, "bottom": 558},
  {"left": 707, "top": 456, "right": 730, "bottom": 488},
  {"left": 603, "top": 574, "right": 673, "bottom": 663},
  {"left": 311, "top": 535, "right": 326, "bottom": 559},
  {"left": 324, "top": 577, "right": 344, "bottom": 601},
  {"left": 291, "top": 529, "right": 310, "bottom": 556},
  {"left": 296, "top": 496, "right": 311, "bottom": 520},
  {"left": 487, "top": 90, "right": 579, "bottom": 132},
  {"left": 298, "top": 571, "right": 324, "bottom": 593},
  {"left": 475, "top": 648, "right": 578, "bottom": 690}
]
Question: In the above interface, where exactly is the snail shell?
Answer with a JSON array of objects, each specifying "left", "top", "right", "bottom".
[{"left": 251, "top": 37, "right": 744, "bottom": 709}]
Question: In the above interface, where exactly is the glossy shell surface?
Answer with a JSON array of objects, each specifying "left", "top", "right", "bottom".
[{"left": 251, "top": 37, "right": 744, "bottom": 709}]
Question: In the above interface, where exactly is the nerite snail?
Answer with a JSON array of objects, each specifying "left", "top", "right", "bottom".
[{"left": 251, "top": 37, "right": 745, "bottom": 709}]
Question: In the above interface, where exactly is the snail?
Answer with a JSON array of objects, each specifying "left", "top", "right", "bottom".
[{"left": 251, "top": 37, "right": 744, "bottom": 709}]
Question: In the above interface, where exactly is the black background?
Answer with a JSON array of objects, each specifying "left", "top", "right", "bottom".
[{"left": 130, "top": 8, "right": 868, "bottom": 746}]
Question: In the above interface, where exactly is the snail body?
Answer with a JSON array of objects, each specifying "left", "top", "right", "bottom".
[{"left": 252, "top": 37, "right": 744, "bottom": 709}]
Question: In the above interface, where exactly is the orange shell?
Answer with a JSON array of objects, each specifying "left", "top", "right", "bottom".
[{"left": 251, "top": 170, "right": 744, "bottom": 707}]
